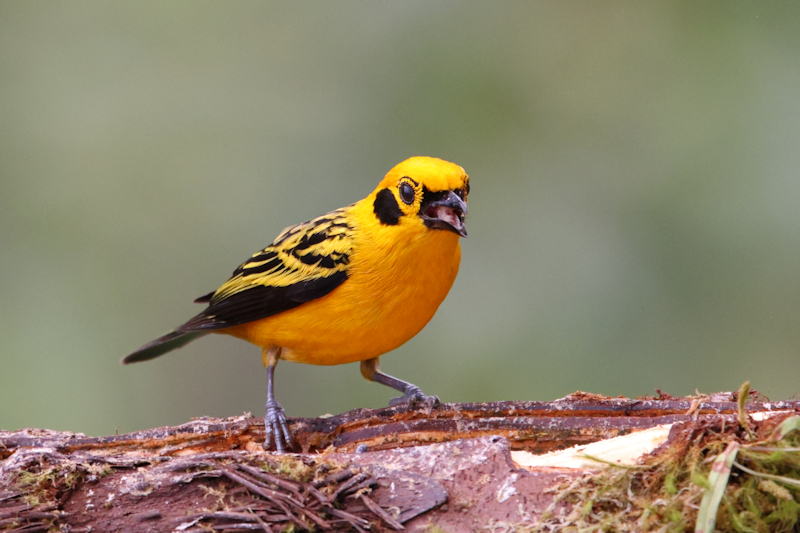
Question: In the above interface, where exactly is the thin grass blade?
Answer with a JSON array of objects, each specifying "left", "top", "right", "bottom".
[
  {"left": 772, "top": 415, "right": 800, "bottom": 441},
  {"left": 695, "top": 441, "right": 740, "bottom": 533}
]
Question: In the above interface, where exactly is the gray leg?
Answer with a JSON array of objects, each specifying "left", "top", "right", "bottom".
[
  {"left": 262, "top": 347, "right": 293, "bottom": 452},
  {"left": 360, "top": 357, "right": 440, "bottom": 410}
]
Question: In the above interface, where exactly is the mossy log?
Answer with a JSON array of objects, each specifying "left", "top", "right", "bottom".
[{"left": 2, "top": 392, "right": 800, "bottom": 532}]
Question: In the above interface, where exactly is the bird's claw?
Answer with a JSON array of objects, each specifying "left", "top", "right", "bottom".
[
  {"left": 389, "top": 386, "right": 440, "bottom": 412},
  {"left": 264, "top": 400, "right": 294, "bottom": 452}
]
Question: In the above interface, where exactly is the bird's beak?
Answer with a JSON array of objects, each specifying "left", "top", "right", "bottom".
[{"left": 420, "top": 190, "right": 468, "bottom": 237}]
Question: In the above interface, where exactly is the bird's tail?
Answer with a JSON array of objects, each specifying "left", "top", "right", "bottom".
[{"left": 121, "top": 330, "right": 208, "bottom": 364}]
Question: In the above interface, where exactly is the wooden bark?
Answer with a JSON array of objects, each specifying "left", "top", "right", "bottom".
[{"left": 2, "top": 392, "right": 799, "bottom": 532}]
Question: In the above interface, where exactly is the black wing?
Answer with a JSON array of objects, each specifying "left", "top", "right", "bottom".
[{"left": 178, "top": 207, "right": 353, "bottom": 332}]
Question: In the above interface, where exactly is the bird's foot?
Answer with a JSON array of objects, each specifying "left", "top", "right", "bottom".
[
  {"left": 263, "top": 399, "right": 294, "bottom": 452},
  {"left": 388, "top": 385, "right": 440, "bottom": 413}
]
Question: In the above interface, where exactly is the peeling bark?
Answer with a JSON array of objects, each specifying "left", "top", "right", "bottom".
[{"left": 2, "top": 392, "right": 799, "bottom": 532}]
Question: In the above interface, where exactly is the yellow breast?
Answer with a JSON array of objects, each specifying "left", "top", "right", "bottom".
[{"left": 222, "top": 197, "right": 461, "bottom": 365}]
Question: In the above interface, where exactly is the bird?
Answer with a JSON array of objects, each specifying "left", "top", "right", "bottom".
[{"left": 122, "top": 156, "right": 469, "bottom": 452}]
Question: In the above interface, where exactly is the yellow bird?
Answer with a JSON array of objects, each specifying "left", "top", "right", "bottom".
[{"left": 123, "top": 156, "right": 469, "bottom": 451}]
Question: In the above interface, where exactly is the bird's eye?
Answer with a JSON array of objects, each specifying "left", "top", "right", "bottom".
[{"left": 399, "top": 182, "right": 415, "bottom": 205}]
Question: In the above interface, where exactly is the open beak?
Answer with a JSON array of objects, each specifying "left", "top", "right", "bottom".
[{"left": 420, "top": 190, "right": 468, "bottom": 237}]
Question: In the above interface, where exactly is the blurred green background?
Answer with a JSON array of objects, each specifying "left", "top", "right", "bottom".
[{"left": 2, "top": 2, "right": 800, "bottom": 437}]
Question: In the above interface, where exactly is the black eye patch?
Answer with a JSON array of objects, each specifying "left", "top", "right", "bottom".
[{"left": 373, "top": 188, "right": 402, "bottom": 225}]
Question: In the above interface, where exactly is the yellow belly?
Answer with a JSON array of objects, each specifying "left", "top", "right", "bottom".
[{"left": 221, "top": 229, "right": 461, "bottom": 365}]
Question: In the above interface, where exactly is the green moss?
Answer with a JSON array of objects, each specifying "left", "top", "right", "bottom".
[
  {"left": 535, "top": 415, "right": 800, "bottom": 532},
  {"left": 257, "top": 456, "right": 315, "bottom": 482},
  {"left": 14, "top": 458, "right": 87, "bottom": 508}
]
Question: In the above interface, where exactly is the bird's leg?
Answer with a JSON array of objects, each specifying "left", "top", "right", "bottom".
[
  {"left": 261, "top": 347, "right": 293, "bottom": 452},
  {"left": 360, "top": 357, "right": 440, "bottom": 411}
]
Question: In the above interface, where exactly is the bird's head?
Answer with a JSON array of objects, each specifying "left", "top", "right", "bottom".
[{"left": 371, "top": 156, "right": 469, "bottom": 237}]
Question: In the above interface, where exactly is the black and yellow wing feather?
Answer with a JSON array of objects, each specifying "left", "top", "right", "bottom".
[
  {"left": 122, "top": 207, "right": 353, "bottom": 364},
  {"left": 183, "top": 207, "right": 352, "bottom": 330}
]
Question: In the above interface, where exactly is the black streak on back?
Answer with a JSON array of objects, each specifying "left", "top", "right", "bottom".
[{"left": 373, "top": 188, "right": 402, "bottom": 225}]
